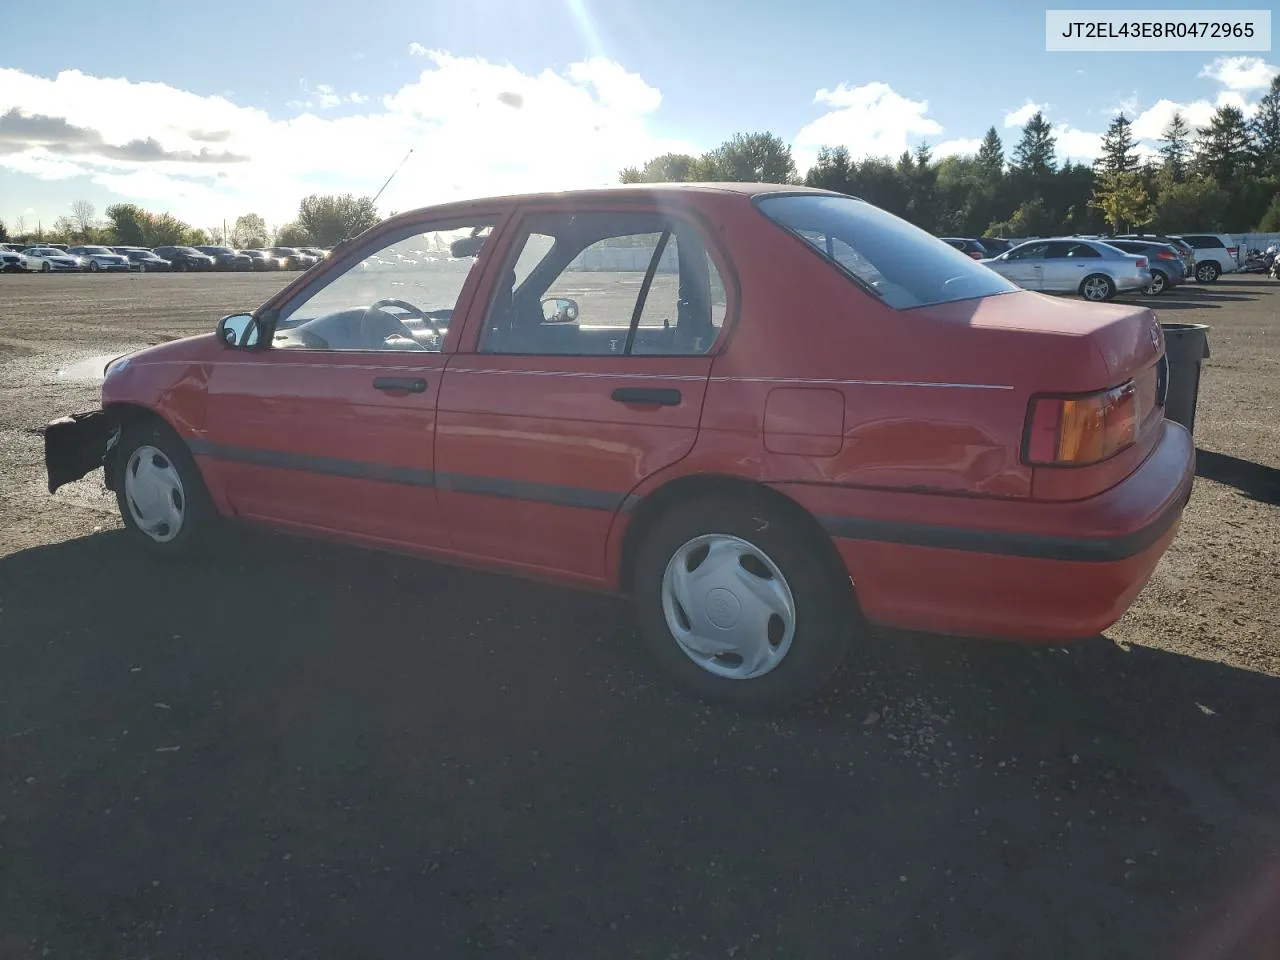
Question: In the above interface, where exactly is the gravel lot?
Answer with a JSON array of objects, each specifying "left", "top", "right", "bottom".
[{"left": 1, "top": 272, "right": 1278, "bottom": 959}]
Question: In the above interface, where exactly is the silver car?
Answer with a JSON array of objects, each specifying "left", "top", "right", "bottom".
[{"left": 979, "top": 237, "right": 1150, "bottom": 302}]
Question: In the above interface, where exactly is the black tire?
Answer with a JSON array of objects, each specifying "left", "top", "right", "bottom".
[
  {"left": 114, "top": 418, "right": 220, "bottom": 560},
  {"left": 89, "top": 261, "right": 100, "bottom": 273},
  {"left": 41, "top": 262, "right": 50, "bottom": 273},
  {"left": 1079, "top": 273, "right": 1116, "bottom": 302},
  {"left": 137, "top": 262, "right": 146, "bottom": 273},
  {"left": 1195, "top": 261, "right": 1220, "bottom": 283},
  {"left": 632, "top": 494, "right": 854, "bottom": 709},
  {"left": 1144, "top": 270, "right": 1167, "bottom": 295}
]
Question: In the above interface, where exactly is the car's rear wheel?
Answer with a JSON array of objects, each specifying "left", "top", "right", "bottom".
[
  {"left": 89, "top": 261, "right": 100, "bottom": 273},
  {"left": 1080, "top": 273, "right": 1116, "bottom": 302},
  {"left": 1144, "top": 270, "right": 1167, "bottom": 295},
  {"left": 1195, "top": 261, "right": 1220, "bottom": 283},
  {"left": 115, "top": 419, "right": 219, "bottom": 559},
  {"left": 137, "top": 262, "right": 146, "bottom": 273},
  {"left": 632, "top": 494, "right": 854, "bottom": 709}
]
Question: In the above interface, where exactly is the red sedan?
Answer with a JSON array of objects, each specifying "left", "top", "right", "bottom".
[{"left": 44, "top": 184, "right": 1195, "bottom": 707}]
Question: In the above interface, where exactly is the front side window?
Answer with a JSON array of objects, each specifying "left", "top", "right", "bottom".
[
  {"left": 757, "top": 194, "right": 1016, "bottom": 308},
  {"left": 477, "top": 211, "right": 727, "bottom": 357},
  {"left": 271, "top": 221, "right": 496, "bottom": 353},
  {"left": 1006, "top": 242, "right": 1049, "bottom": 261}
]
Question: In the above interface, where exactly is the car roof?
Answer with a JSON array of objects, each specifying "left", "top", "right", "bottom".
[{"left": 385, "top": 182, "right": 839, "bottom": 219}]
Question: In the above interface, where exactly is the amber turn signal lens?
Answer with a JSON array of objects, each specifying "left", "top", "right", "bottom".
[{"left": 1024, "top": 381, "right": 1139, "bottom": 466}]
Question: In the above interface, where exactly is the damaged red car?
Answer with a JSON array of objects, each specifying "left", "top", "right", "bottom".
[{"left": 44, "top": 184, "right": 1195, "bottom": 707}]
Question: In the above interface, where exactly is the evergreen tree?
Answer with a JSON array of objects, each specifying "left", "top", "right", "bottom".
[
  {"left": 1011, "top": 111, "right": 1057, "bottom": 175},
  {"left": 1096, "top": 113, "right": 1140, "bottom": 176},
  {"left": 1194, "top": 105, "right": 1253, "bottom": 183},
  {"left": 1158, "top": 111, "right": 1192, "bottom": 183},
  {"left": 976, "top": 126, "right": 1004, "bottom": 177},
  {"left": 1249, "top": 75, "right": 1280, "bottom": 176}
]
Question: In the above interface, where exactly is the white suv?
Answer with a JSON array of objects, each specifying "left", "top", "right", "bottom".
[{"left": 1173, "top": 233, "right": 1239, "bottom": 283}]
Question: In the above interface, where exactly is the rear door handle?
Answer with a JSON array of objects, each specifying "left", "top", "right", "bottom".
[
  {"left": 611, "top": 387, "right": 681, "bottom": 406},
  {"left": 373, "top": 376, "right": 427, "bottom": 393}
]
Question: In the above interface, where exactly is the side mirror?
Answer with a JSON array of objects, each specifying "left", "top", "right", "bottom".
[
  {"left": 216, "top": 313, "right": 260, "bottom": 348},
  {"left": 541, "top": 297, "right": 579, "bottom": 324}
]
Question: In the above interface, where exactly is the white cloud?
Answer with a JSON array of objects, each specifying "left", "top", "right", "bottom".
[
  {"left": 408, "top": 42, "right": 427, "bottom": 56},
  {"left": 1199, "top": 56, "right": 1279, "bottom": 92},
  {"left": 0, "top": 55, "right": 691, "bottom": 226},
  {"left": 933, "top": 137, "right": 984, "bottom": 158},
  {"left": 1004, "top": 101, "right": 1044, "bottom": 128},
  {"left": 791, "top": 82, "right": 942, "bottom": 173},
  {"left": 1051, "top": 124, "right": 1103, "bottom": 163}
]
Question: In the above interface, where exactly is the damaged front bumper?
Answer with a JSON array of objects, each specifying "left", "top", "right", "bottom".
[{"left": 43, "top": 409, "right": 121, "bottom": 494}]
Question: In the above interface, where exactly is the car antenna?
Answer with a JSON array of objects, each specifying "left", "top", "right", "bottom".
[{"left": 372, "top": 147, "right": 413, "bottom": 208}]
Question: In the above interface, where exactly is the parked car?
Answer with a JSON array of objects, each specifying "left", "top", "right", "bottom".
[
  {"left": 20, "top": 246, "right": 82, "bottom": 272},
  {"left": 299, "top": 246, "right": 331, "bottom": 261},
  {"left": 42, "top": 184, "right": 1194, "bottom": 707},
  {"left": 195, "top": 246, "right": 253, "bottom": 271},
  {"left": 0, "top": 250, "right": 29, "bottom": 273},
  {"left": 67, "top": 245, "right": 131, "bottom": 272},
  {"left": 1168, "top": 233, "right": 1239, "bottom": 283},
  {"left": 0, "top": 242, "right": 27, "bottom": 253},
  {"left": 1112, "top": 233, "right": 1196, "bottom": 277},
  {"left": 265, "top": 246, "right": 318, "bottom": 270},
  {"left": 977, "top": 237, "right": 1014, "bottom": 257},
  {"left": 939, "top": 237, "right": 988, "bottom": 259},
  {"left": 981, "top": 237, "right": 1150, "bottom": 301},
  {"left": 152, "top": 246, "right": 217, "bottom": 271},
  {"left": 239, "top": 249, "right": 278, "bottom": 271},
  {"left": 122, "top": 249, "right": 172, "bottom": 272},
  {"left": 1102, "top": 240, "right": 1187, "bottom": 295}
]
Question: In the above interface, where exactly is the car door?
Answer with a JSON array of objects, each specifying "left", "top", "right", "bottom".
[
  {"left": 1040, "top": 241, "right": 1103, "bottom": 291},
  {"left": 994, "top": 241, "right": 1048, "bottom": 289},
  {"left": 435, "top": 201, "right": 730, "bottom": 583},
  {"left": 202, "top": 211, "right": 506, "bottom": 550}
]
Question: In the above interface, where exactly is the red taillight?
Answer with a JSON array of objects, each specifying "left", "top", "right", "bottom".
[
  {"left": 1156, "top": 250, "right": 1176, "bottom": 260},
  {"left": 968, "top": 251, "right": 982, "bottom": 259},
  {"left": 1227, "top": 246, "right": 1238, "bottom": 259},
  {"left": 1135, "top": 257, "right": 1147, "bottom": 268},
  {"left": 1023, "top": 382, "right": 1140, "bottom": 466}
]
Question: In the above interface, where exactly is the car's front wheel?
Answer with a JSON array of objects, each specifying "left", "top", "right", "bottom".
[
  {"left": 633, "top": 495, "right": 854, "bottom": 709},
  {"left": 41, "top": 262, "right": 50, "bottom": 273},
  {"left": 1080, "top": 273, "right": 1116, "bottom": 302},
  {"left": 1195, "top": 261, "right": 1221, "bottom": 283},
  {"left": 115, "top": 419, "right": 219, "bottom": 559}
]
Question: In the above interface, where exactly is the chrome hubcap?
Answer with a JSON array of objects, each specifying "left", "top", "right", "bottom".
[
  {"left": 1196, "top": 264, "right": 1214, "bottom": 281},
  {"left": 1083, "top": 277, "right": 1109, "bottom": 300},
  {"left": 1145, "top": 272, "right": 1165, "bottom": 295},
  {"left": 123, "top": 445, "right": 185, "bottom": 543},
  {"left": 661, "top": 534, "right": 797, "bottom": 680}
]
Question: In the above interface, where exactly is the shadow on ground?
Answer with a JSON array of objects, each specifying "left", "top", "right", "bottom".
[
  {"left": 2, "top": 530, "right": 1279, "bottom": 959},
  {"left": 1197, "top": 448, "right": 1280, "bottom": 507}
]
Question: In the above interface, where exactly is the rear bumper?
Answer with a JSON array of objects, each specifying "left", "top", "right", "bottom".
[{"left": 774, "top": 419, "right": 1196, "bottom": 641}]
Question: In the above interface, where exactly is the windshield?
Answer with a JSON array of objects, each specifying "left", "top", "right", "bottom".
[{"left": 755, "top": 193, "right": 1017, "bottom": 309}]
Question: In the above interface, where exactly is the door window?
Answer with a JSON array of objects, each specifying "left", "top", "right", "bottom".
[
  {"left": 477, "top": 211, "right": 726, "bottom": 357},
  {"left": 1006, "top": 242, "right": 1049, "bottom": 261},
  {"left": 271, "top": 220, "right": 497, "bottom": 353},
  {"left": 1045, "top": 242, "right": 1101, "bottom": 259}
]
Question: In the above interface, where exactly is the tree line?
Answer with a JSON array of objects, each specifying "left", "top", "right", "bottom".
[
  {"left": 0, "top": 193, "right": 381, "bottom": 250},
  {"left": 621, "top": 76, "right": 1280, "bottom": 237}
]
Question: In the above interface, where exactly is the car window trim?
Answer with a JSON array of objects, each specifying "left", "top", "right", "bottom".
[{"left": 624, "top": 228, "right": 672, "bottom": 356}]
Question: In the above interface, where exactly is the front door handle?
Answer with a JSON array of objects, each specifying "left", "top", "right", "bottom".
[
  {"left": 612, "top": 387, "right": 681, "bottom": 406},
  {"left": 373, "top": 376, "right": 427, "bottom": 393}
]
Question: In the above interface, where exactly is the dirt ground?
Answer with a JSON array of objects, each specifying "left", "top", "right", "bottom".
[{"left": 1, "top": 272, "right": 1278, "bottom": 959}]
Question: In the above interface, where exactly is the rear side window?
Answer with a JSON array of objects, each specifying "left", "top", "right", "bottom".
[
  {"left": 756, "top": 194, "right": 1017, "bottom": 308},
  {"left": 1183, "top": 235, "right": 1224, "bottom": 249}
]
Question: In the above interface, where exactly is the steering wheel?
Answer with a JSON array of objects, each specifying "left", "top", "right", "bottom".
[{"left": 361, "top": 297, "right": 440, "bottom": 347}]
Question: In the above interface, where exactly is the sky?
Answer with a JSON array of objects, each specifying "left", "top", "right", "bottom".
[{"left": 1, "top": 0, "right": 1277, "bottom": 234}]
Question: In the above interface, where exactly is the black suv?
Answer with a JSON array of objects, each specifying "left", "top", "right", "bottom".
[{"left": 152, "top": 246, "right": 217, "bottom": 271}]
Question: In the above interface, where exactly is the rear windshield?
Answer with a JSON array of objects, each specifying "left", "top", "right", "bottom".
[{"left": 755, "top": 194, "right": 1017, "bottom": 309}]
